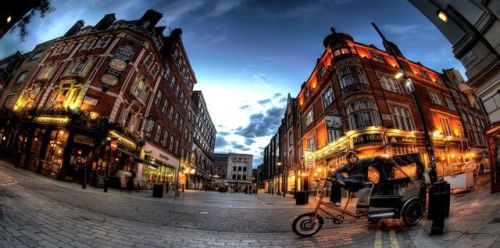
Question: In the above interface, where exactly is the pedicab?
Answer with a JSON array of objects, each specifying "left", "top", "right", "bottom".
[{"left": 292, "top": 153, "right": 428, "bottom": 237}]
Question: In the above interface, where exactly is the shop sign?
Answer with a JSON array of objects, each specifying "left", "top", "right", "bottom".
[
  {"left": 159, "top": 154, "right": 170, "bottom": 161},
  {"left": 388, "top": 136, "right": 415, "bottom": 144},
  {"left": 74, "top": 134, "right": 94, "bottom": 146},
  {"left": 304, "top": 150, "right": 315, "bottom": 168},
  {"left": 34, "top": 116, "right": 70, "bottom": 125},
  {"left": 108, "top": 130, "right": 136, "bottom": 150},
  {"left": 353, "top": 134, "right": 383, "bottom": 147}
]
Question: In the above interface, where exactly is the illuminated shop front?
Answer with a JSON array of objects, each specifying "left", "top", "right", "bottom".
[{"left": 138, "top": 142, "right": 179, "bottom": 189}]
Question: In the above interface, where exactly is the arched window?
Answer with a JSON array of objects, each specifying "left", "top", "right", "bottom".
[
  {"left": 346, "top": 99, "right": 381, "bottom": 129},
  {"left": 338, "top": 66, "right": 368, "bottom": 89}
]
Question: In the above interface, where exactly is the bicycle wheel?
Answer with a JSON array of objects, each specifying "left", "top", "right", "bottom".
[{"left": 292, "top": 212, "right": 324, "bottom": 237}]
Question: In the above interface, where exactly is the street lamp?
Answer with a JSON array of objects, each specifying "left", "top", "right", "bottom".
[{"left": 371, "top": 22, "right": 437, "bottom": 181}]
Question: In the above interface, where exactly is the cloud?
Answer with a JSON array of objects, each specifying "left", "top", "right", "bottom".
[
  {"left": 257, "top": 99, "right": 271, "bottom": 105},
  {"left": 279, "top": 96, "right": 288, "bottom": 103},
  {"left": 230, "top": 141, "right": 250, "bottom": 151},
  {"left": 218, "top": 131, "right": 231, "bottom": 136},
  {"left": 236, "top": 106, "right": 285, "bottom": 138},
  {"left": 239, "top": 105, "right": 251, "bottom": 110},
  {"left": 272, "top": 93, "right": 282, "bottom": 98},
  {"left": 252, "top": 73, "right": 271, "bottom": 86},
  {"left": 381, "top": 24, "right": 422, "bottom": 35},
  {"left": 206, "top": 0, "right": 244, "bottom": 17},
  {"left": 245, "top": 138, "right": 255, "bottom": 146},
  {"left": 253, "top": 0, "right": 358, "bottom": 20},
  {"left": 215, "top": 136, "right": 229, "bottom": 147}
]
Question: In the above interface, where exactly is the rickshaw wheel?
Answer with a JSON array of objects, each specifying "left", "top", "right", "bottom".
[
  {"left": 402, "top": 199, "right": 424, "bottom": 226},
  {"left": 292, "top": 212, "right": 324, "bottom": 237}
]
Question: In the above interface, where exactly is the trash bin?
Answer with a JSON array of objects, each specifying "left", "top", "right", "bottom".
[
  {"left": 428, "top": 180, "right": 450, "bottom": 220},
  {"left": 296, "top": 191, "right": 309, "bottom": 205},
  {"left": 153, "top": 184, "right": 164, "bottom": 198}
]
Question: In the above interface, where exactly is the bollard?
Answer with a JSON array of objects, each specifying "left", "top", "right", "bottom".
[
  {"left": 81, "top": 167, "right": 87, "bottom": 189},
  {"left": 429, "top": 180, "right": 450, "bottom": 235},
  {"left": 103, "top": 177, "right": 108, "bottom": 192}
]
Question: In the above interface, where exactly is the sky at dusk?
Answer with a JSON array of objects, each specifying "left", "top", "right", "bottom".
[{"left": 0, "top": 0, "right": 466, "bottom": 167}]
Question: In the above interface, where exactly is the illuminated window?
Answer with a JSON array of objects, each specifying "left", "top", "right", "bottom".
[
  {"left": 389, "top": 105, "right": 415, "bottom": 131},
  {"left": 132, "top": 78, "right": 148, "bottom": 100},
  {"left": 338, "top": 66, "right": 368, "bottom": 89},
  {"left": 347, "top": 100, "right": 381, "bottom": 129},
  {"left": 439, "top": 117, "right": 452, "bottom": 136},
  {"left": 305, "top": 109, "right": 314, "bottom": 127},
  {"left": 37, "top": 64, "right": 56, "bottom": 80},
  {"left": 377, "top": 73, "right": 402, "bottom": 93},
  {"left": 307, "top": 135, "right": 316, "bottom": 151}
]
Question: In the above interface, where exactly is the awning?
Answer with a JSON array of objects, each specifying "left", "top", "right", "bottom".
[{"left": 117, "top": 148, "right": 158, "bottom": 168}]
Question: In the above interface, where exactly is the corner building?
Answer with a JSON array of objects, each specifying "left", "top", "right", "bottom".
[
  {"left": 4, "top": 10, "right": 202, "bottom": 188},
  {"left": 297, "top": 29, "right": 488, "bottom": 189}
]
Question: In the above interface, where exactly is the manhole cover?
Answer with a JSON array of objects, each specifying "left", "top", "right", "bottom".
[{"left": 490, "top": 218, "right": 500, "bottom": 224}]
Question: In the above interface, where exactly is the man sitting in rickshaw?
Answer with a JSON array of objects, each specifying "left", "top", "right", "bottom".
[{"left": 330, "top": 152, "right": 368, "bottom": 204}]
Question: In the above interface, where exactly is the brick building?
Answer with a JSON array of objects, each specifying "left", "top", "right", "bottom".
[
  {"left": 184, "top": 91, "right": 216, "bottom": 190},
  {"left": 0, "top": 10, "right": 214, "bottom": 190},
  {"left": 261, "top": 28, "right": 488, "bottom": 193}
]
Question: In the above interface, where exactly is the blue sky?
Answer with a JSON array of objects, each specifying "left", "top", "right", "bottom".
[{"left": 0, "top": 0, "right": 465, "bottom": 167}]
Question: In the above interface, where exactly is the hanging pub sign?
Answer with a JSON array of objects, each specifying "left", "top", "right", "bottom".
[
  {"left": 101, "top": 45, "right": 135, "bottom": 87},
  {"left": 353, "top": 134, "right": 384, "bottom": 148},
  {"left": 325, "top": 115, "right": 342, "bottom": 130},
  {"left": 304, "top": 150, "right": 315, "bottom": 168}
]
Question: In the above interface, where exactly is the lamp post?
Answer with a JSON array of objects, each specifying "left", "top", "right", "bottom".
[{"left": 371, "top": 22, "right": 437, "bottom": 181}]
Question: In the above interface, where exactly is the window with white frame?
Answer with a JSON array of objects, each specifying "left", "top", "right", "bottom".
[
  {"left": 371, "top": 53, "right": 386, "bottom": 64},
  {"left": 338, "top": 66, "right": 368, "bottom": 89},
  {"left": 80, "top": 39, "right": 96, "bottom": 51},
  {"left": 389, "top": 105, "right": 415, "bottom": 131},
  {"left": 420, "top": 70, "right": 430, "bottom": 80},
  {"left": 346, "top": 99, "right": 381, "bottom": 129},
  {"left": 161, "top": 100, "right": 169, "bottom": 113},
  {"left": 95, "top": 36, "right": 111, "bottom": 49},
  {"left": 428, "top": 90, "right": 443, "bottom": 106},
  {"left": 307, "top": 135, "right": 316, "bottom": 151},
  {"left": 327, "top": 128, "right": 342, "bottom": 144},
  {"left": 318, "top": 64, "right": 327, "bottom": 79},
  {"left": 144, "top": 119, "right": 154, "bottom": 137},
  {"left": 168, "top": 106, "right": 174, "bottom": 119},
  {"left": 161, "top": 130, "right": 168, "bottom": 147},
  {"left": 445, "top": 97, "right": 456, "bottom": 110},
  {"left": 15, "top": 71, "right": 29, "bottom": 84},
  {"left": 322, "top": 87, "right": 334, "bottom": 108},
  {"left": 154, "top": 125, "right": 162, "bottom": 143},
  {"left": 169, "top": 76, "right": 176, "bottom": 88},
  {"left": 174, "top": 112, "right": 179, "bottom": 126},
  {"left": 169, "top": 135, "right": 174, "bottom": 151},
  {"left": 378, "top": 73, "right": 402, "bottom": 93},
  {"left": 164, "top": 64, "right": 171, "bottom": 79},
  {"left": 305, "top": 109, "right": 314, "bottom": 127},
  {"left": 154, "top": 90, "right": 162, "bottom": 106},
  {"left": 132, "top": 78, "right": 148, "bottom": 101}
]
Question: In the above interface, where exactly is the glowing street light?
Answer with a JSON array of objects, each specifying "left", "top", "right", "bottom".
[
  {"left": 394, "top": 71, "right": 404, "bottom": 79},
  {"left": 437, "top": 10, "right": 448, "bottom": 22}
]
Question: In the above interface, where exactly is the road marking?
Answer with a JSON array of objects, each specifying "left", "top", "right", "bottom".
[
  {"left": 375, "top": 228, "right": 382, "bottom": 248},
  {"left": 200, "top": 212, "right": 208, "bottom": 215},
  {"left": 389, "top": 230, "right": 400, "bottom": 248},
  {"left": 0, "top": 171, "right": 17, "bottom": 186}
]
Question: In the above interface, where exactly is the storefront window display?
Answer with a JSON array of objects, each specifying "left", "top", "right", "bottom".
[
  {"left": 142, "top": 155, "right": 176, "bottom": 189},
  {"left": 28, "top": 128, "right": 46, "bottom": 172}
]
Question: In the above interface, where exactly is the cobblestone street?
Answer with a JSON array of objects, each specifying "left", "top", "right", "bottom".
[{"left": 0, "top": 160, "right": 499, "bottom": 247}]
